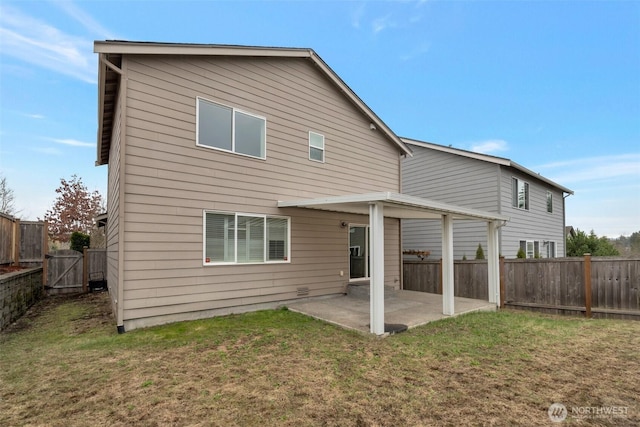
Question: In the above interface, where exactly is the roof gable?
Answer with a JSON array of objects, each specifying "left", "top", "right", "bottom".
[
  {"left": 402, "top": 137, "right": 573, "bottom": 195},
  {"left": 94, "top": 41, "right": 411, "bottom": 165}
]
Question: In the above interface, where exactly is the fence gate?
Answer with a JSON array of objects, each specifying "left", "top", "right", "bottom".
[{"left": 46, "top": 250, "right": 84, "bottom": 293}]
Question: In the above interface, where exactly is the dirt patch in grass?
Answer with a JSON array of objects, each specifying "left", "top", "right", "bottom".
[{"left": 1, "top": 293, "right": 638, "bottom": 426}]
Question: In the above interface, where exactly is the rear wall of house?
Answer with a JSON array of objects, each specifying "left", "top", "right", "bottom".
[
  {"left": 119, "top": 54, "right": 402, "bottom": 329},
  {"left": 402, "top": 147, "right": 500, "bottom": 260},
  {"left": 499, "top": 168, "right": 566, "bottom": 258}
]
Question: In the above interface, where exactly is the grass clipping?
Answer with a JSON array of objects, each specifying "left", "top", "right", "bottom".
[{"left": 1, "top": 292, "right": 639, "bottom": 426}]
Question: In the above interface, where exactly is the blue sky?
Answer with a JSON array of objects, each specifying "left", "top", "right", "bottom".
[{"left": 0, "top": 0, "right": 638, "bottom": 237}]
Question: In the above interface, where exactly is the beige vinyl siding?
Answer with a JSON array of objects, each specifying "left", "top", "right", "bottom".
[
  {"left": 106, "top": 87, "right": 122, "bottom": 322},
  {"left": 119, "top": 55, "right": 401, "bottom": 328},
  {"left": 500, "top": 169, "right": 566, "bottom": 258}
]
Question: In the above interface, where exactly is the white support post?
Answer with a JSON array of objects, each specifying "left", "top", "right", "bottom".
[
  {"left": 487, "top": 221, "right": 500, "bottom": 305},
  {"left": 369, "top": 202, "right": 385, "bottom": 335},
  {"left": 441, "top": 214, "right": 454, "bottom": 316}
]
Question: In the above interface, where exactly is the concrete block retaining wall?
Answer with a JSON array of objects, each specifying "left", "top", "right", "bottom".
[{"left": 0, "top": 268, "right": 43, "bottom": 331}]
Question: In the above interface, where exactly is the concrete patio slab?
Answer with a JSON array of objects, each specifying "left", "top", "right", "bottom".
[{"left": 286, "top": 290, "right": 495, "bottom": 335}]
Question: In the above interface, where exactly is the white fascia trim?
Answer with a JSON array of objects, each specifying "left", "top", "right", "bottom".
[
  {"left": 278, "top": 192, "right": 510, "bottom": 222},
  {"left": 94, "top": 41, "right": 312, "bottom": 58}
]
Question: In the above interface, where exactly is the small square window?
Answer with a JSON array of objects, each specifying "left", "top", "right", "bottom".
[{"left": 309, "top": 132, "right": 325, "bottom": 162}]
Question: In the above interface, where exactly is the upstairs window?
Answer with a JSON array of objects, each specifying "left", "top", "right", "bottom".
[
  {"left": 547, "top": 191, "right": 553, "bottom": 213},
  {"left": 204, "top": 211, "right": 290, "bottom": 265},
  {"left": 309, "top": 131, "right": 325, "bottom": 162},
  {"left": 197, "top": 97, "right": 266, "bottom": 159},
  {"left": 512, "top": 178, "right": 529, "bottom": 210}
]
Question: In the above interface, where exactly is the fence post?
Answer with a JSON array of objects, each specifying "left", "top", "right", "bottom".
[
  {"left": 438, "top": 258, "right": 443, "bottom": 295},
  {"left": 584, "top": 253, "right": 592, "bottom": 318},
  {"left": 82, "top": 246, "right": 88, "bottom": 293},
  {"left": 12, "top": 218, "right": 21, "bottom": 266},
  {"left": 42, "top": 222, "right": 48, "bottom": 289},
  {"left": 499, "top": 256, "right": 505, "bottom": 308}
]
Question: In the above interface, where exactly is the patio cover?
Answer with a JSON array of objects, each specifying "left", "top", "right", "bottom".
[{"left": 278, "top": 192, "right": 509, "bottom": 335}]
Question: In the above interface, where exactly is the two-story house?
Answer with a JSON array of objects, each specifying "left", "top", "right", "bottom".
[
  {"left": 94, "top": 41, "right": 507, "bottom": 334},
  {"left": 401, "top": 138, "right": 573, "bottom": 260}
]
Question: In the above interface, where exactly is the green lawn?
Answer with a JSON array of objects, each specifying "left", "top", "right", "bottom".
[{"left": 1, "top": 293, "right": 638, "bottom": 426}]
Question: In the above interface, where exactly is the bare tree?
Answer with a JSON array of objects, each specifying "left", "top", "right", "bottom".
[
  {"left": 0, "top": 175, "right": 18, "bottom": 216},
  {"left": 44, "top": 175, "right": 103, "bottom": 243}
]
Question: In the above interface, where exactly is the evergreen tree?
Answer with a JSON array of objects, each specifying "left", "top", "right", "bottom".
[{"left": 566, "top": 229, "right": 620, "bottom": 257}]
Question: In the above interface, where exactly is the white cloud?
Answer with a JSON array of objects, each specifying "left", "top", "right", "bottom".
[
  {"left": 53, "top": 0, "right": 115, "bottom": 39},
  {"left": 400, "top": 42, "right": 431, "bottom": 61},
  {"left": 30, "top": 146, "right": 61, "bottom": 156},
  {"left": 25, "top": 113, "right": 45, "bottom": 119},
  {"left": 353, "top": 2, "right": 424, "bottom": 35},
  {"left": 372, "top": 15, "right": 396, "bottom": 34},
  {"left": 51, "top": 138, "right": 95, "bottom": 147},
  {"left": 533, "top": 153, "right": 640, "bottom": 185},
  {"left": 469, "top": 139, "right": 509, "bottom": 154},
  {"left": 0, "top": 4, "right": 101, "bottom": 84},
  {"left": 351, "top": 3, "right": 366, "bottom": 29}
]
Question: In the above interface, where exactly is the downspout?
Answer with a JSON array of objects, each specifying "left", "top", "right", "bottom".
[
  {"left": 562, "top": 192, "right": 571, "bottom": 257},
  {"left": 496, "top": 164, "right": 503, "bottom": 255},
  {"left": 399, "top": 153, "right": 404, "bottom": 290},
  {"left": 117, "top": 68, "right": 127, "bottom": 334}
]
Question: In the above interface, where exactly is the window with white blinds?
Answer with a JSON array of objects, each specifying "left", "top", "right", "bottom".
[{"left": 204, "top": 211, "right": 289, "bottom": 264}]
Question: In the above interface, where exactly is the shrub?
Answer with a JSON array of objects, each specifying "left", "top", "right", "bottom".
[
  {"left": 475, "top": 243, "right": 485, "bottom": 260},
  {"left": 516, "top": 248, "right": 526, "bottom": 259},
  {"left": 70, "top": 231, "right": 90, "bottom": 252}
]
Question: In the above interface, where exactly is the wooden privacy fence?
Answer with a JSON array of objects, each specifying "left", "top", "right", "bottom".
[
  {"left": 403, "top": 256, "right": 640, "bottom": 320},
  {"left": 404, "top": 259, "right": 489, "bottom": 300},
  {"left": 45, "top": 248, "right": 107, "bottom": 294},
  {"left": 0, "top": 213, "right": 47, "bottom": 267}
]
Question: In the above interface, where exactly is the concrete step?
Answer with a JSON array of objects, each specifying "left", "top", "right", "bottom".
[{"left": 347, "top": 282, "right": 398, "bottom": 300}]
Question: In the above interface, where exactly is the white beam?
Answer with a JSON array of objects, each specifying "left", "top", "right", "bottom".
[
  {"left": 487, "top": 221, "right": 500, "bottom": 305},
  {"left": 442, "top": 214, "right": 454, "bottom": 315},
  {"left": 369, "top": 202, "right": 385, "bottom": 335}
]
